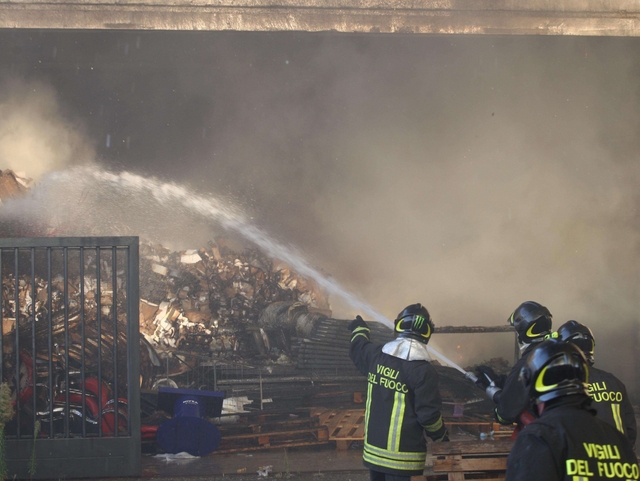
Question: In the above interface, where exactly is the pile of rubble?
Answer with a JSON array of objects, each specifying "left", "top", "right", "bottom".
[
  {"left": 0, "top": 238, "right": 331, "bottom": 390},
  {"left": 0, "top": 257, "right": 139, "bottom": 406},
  {"left": 138, "top": 238, "right": 330, "bottom": 359}
]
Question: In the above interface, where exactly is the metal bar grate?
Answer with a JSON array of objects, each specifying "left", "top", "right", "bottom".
[{"left": 0, "top": 237, "right": 140, "bottom": 479}]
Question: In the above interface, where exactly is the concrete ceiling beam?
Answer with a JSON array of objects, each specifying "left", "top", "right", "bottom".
[{"left": 0, "top": 1, "right": 639, "bottom": 35}]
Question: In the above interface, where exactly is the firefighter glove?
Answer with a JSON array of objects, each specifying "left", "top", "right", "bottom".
[
  {"left": 474, "top": 365, "right": 497, "bottom": 391},
  {"left": 348, "top": 315, "right": 368, "bottom": 331},
  {"left": 476, "top": 365, "right": 497, "bottom": 382}
]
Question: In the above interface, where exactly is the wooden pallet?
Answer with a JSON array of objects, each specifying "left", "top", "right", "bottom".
[
  {"left": 312, "top": 408, "right": 513, "bottom": 450},
  {"left": 215, "top": 414, "right": 330, "bottom": 453},
  {"left": 422, "top": 439, "right": 514, "bottom": 481},
  {"left": 312, "top": 408, "right": 366, "bottom": 450}
]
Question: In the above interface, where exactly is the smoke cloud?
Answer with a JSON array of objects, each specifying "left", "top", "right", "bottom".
[
  {"left": 0, "top": 77, "right": 94, "bottom": 179},
  {"left": 1, "top": 32, "right": 639, "bottom": 391}
]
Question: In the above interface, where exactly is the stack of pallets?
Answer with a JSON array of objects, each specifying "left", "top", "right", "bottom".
[
  {"left": 424, "top": 439, "right": 514, "bottom": 481},
  {"left": 312, "top": 408, "right": 514, "bottom": 450},
  {"left": 215, "top": 412, "right": 329, "bottom": 453}
]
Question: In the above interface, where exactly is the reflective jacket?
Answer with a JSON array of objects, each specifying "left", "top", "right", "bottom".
[
  {"left": 589, "top": 367, "right": 637, "bottom": 447},
  {"left": 505, "top": 395, "right": 639, "bottom": 481},
  {"left": 349, "top": 327, "right": 447, "bottom": 476}
]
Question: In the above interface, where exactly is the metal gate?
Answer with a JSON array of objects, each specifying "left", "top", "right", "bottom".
[{"left": 0, "top": 237, "right": 140, "bottom": 479}]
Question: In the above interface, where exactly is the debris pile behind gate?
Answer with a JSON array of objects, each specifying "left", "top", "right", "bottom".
[
  {"left": 138, "top": 239, "right": 330, "bottom": 365},
  {"left": 0, "top": 237, "right": 141, "bottom": 479}
]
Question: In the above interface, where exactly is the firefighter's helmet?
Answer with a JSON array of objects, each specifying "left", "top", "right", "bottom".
[
  {"left": 394, "top": 303, "right": 434, "bottom": 344},
  {"left": 557, "top": 320, "right": 596, "bottom": 366},
  {"left": 508, "top": 301, "right": 552, "bottom": 345},
  {"left": 520, "top": 339, "right": 589, "bottom": 404}
]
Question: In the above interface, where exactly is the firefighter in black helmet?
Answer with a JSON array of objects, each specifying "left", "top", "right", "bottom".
[
  {"left": 505, "top": 339, "right": 638, "bottom": 481},
  {"left": 474, "top": 301, "right": 552, "bottom": 425},
  {"left": 348, "top": 303, "right": 448, "bottom": 481},
  {"left": 558, "top": 320, "right": 637, "bottom": 447}
]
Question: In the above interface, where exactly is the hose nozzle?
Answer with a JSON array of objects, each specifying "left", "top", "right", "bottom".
[{"left": 464, "top": 371, "right": 478, "bottom": 383}]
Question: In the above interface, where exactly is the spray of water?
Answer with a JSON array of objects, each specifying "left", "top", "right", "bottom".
[{"left": 35, "top": 166, "right": 475, "bottom": 377}]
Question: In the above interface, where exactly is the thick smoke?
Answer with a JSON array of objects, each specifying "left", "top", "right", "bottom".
[
  {"left": 1, "top": 32, "right": 639, "bottom": 391},
  {"left": 0, "top": 77, "right": 94, "bottom": 179}
]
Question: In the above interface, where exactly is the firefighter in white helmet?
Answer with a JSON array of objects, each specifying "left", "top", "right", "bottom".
[{"left": 348, "top": 303, "right": 448, "bottom": 481}]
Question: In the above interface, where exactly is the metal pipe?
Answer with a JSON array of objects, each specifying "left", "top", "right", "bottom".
[
  {"left": 96, "top": 247, "right": 102, "bottom": 438},
  {"left": 63, "top": 247, "right": 70, "bottom": 438},
  {"left": 47, "top": 248, "right": 53, "bottom": 437},
  {"left": 111, "top": 246, "right": 118, "bottom": 437},
  {"left": 80, "top": 247, "right": 86, "bottom": 437},
  {"left": 31, "top": 247, "right": 37, "bottom": 433},
  {"left": 14, "top": 247, "right": 21, "bottom": 438},
  {"left": 126, "top": 239, "right": 141, "bottom": 440}
]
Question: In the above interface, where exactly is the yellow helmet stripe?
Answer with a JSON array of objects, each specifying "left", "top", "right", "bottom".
[
  {"left": 526, "top": 322, "right": 543, "bottom": 338},
  {"left": 421, "top": 321, "right": 431, "bottom": 338},
  {"left": 535, "top": 364, "right": 559, "bottom": 393}
]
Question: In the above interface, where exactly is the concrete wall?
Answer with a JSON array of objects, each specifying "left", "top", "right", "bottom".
[{"left": 0, "top": 0, "right": 639, "bottom": 35}]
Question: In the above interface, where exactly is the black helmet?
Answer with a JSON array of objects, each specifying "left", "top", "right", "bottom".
[
  {"left": 394, "top": 303, "right": 434, "bottom": 344},
  {"left": 520, "top": 339, "right": 589, "bottom": 404},
  {"left": 557, "top": 320, "right": 595, "bottom": 366},
  {"left": 508, "top": 301, "right": 552, "bottom": 345}
]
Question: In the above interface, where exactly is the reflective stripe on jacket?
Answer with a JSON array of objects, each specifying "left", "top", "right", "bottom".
[
  {"left": 506, "top": 395, "right": 638, "bottom": 481},
  {"left": 589, "top": 367, "right": 637, "bottom": 446},
  {"left": 349, "top": 330, "right": 446, "bottom": 476}
]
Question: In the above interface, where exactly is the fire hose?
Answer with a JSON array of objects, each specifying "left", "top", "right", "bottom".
[
  {"left": 425, "top": 345, "right": 478, "bottom": 383},
  {"left": 371, "top": 315, "right": 480, "bottom": 383},
  {"left": 419, "top": 345, "right": 537, "bottom": 440}
]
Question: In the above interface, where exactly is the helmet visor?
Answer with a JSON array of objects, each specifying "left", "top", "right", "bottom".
[
  {"left": 535, "top": 354, "right": 586, "bottom": 394},
  {"left": 569, "top": 334, "right": 594, "bottom": 355}
]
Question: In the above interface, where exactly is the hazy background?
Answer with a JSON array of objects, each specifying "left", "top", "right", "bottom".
[{"left": 0, "top": 31, "right": 639, "bottom": 390}]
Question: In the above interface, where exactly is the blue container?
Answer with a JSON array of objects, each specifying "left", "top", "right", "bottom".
[
  {"left": 156, "top": 387, "right": 226, "bottom": 456},
  {"left": 174, "top": 395, "right": 203, "bottom": 418},
  {"left": 156, "top": 417, "right": 222, "bottom": 456},
  {"left": 157, "top": 387, "right": 224, "bottom": 418}
]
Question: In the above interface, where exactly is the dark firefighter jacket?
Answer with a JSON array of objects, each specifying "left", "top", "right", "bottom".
[
  {"left": 505, "top": 395, "right": 638, "bottom": 481},
  {"left": 589, "top": 367, "right": 637, "bottom": 447},
  {"left": 495, "top": 343, "right": 537, "bottom": 424},
  {"left": 349, "top": 326, "right": 447, "bottom": 476}
]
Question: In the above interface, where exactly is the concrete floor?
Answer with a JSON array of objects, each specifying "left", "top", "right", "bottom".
[
  {"left": 141, "top": 444, "right": 367, "bottom": 479},
  {"left": 92, "top": 413, "right": 640, "bottom": 481},
  {"left": 126, "top": 427, "right": 484, "bottom": 481}
]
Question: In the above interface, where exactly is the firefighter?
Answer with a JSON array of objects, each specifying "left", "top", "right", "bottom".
[
  {"left": 348, "top": 303, "right": 449, "bottom": 481},
  {"left": 474, "top": 301, "right": 553, "bottom": 425},
  {"left": 505, "top": 339, "right": 638, "bottom": 481},
  {"left": 558, "top": 320, "right": 637, "bottom": 448}
]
